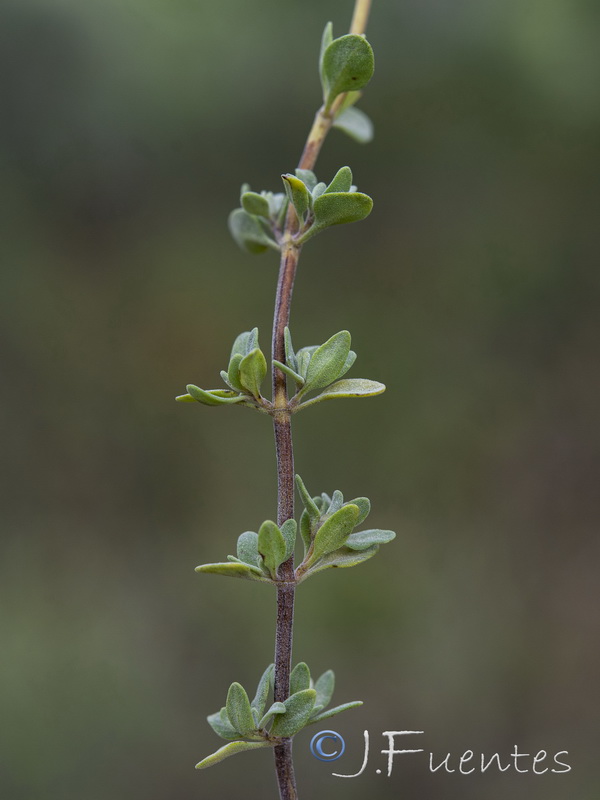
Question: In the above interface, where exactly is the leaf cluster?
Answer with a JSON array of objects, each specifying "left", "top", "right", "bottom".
[
  {"left": 196, "top": 663, "right": 361, "bottom": 769},
  {"left": 176, "top": 327, "right": 385, "bottom": 412}
]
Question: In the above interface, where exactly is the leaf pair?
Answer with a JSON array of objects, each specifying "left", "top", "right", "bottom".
[
  {"left": 197, "top": 662, "right": 362, "bottom": 769},
  {"left": 195, "top": 518, "right": 297, "bottom": 583},
  {"left": 282, "top": 328, "right": 385, "bottom": 410},
  {"left": 176, "top": 328, "right": 269, "bottom": 409},
  {"left": 295, "top": 475, "right": 396, "bottom": 581},
  {"left": 281, "top": 166, "right": 373, "bottom": 244}
]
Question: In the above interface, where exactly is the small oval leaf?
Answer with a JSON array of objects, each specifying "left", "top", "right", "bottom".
[
  {"left": 270, "top": 689, "right": 316, "bottom": 737},
  {"left": 226, "top": 682, "right": 256, "bottom": 737},
  {"left": 345, "top": 529, "right": 396, "bottom": 550},
  {"left": 322, "top": 34, "right": 374, "bottom": 108},
  {"left": 310, "top": 504, "right": 361, "bottom": 563},
  {"left": 195, "top": 740, "right": 271, "bottom": 770}
]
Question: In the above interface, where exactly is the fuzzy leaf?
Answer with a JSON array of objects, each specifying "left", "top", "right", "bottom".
[
  {"left": 231, "top": 329, "right": 257, "bottom": 359},
  {"left": 314, "top": 670, "right": 335, "bottom": 710},
  {"left": 294, "top": 169, "right": 318, "bottom": 192},
  {"left": 310, "top": 701, "right": 363, "bottom": 723},
  {"left": 283, "top": 326, "right": 298, "bottom": 372},
  {"left": 346, "top": 497, "right": 371, "bottom": 526},
  {"left": 195, "top": 740, "right": 271, "bottom": 770},
  {"left": 304, "top": 544, "right": 379, "bottom": 577},
  {"left": 280, "top": 519, "right": 297, "bottom": 561},
  {"left": 299, "top": 509, "right": 312, "bottom": 553},
  {"left": 312, "top": 182, "right": 327, "bottom": 200},
  {"left": 322, "top": 34, "right": 374, "bottom": 108},
  {"left": 207, "top": 708, "right": 241, "bottom": 740},
  {"left": 270, "top": 689, "right": 316, "bottom": 737},
  {"left": 228, "top": 208, "right": 278, "bottom": 254},
  {"left": 251, "top": 664, "right": 274, "bottom": 717},
  {"left": 184, "top": 385, "right": 245, "bottom": 406},
  {"left": 345, "top": 529, "right": 396, "bottom": 550},
  {"left": 258, "top": 702, "right": 287, "bottom": 729},
  {"left": 310, "top": 504, "right": 360, "bottom": 562},
  {"left": 333, "top": 106, "right": 374, "bottom": 143},
  {"left": 325, "top": 166, "right": 353, "bottom": 194},
  {"left": 282, "top": 174, "right": 311, "bottom": 222},
  {"left": 327, "top": 490, "right": 345, "bottom": 515},
  {"left": 226, "top": 683, "right": 256, "bottom": 737},
  {"left": 297, "top": 378, "right": 385, "bottom": 410},
  {"left": 195, "top": 562, "right": 268, "bottom": 582},
  {"left": 319, "top": 21, "right": 334, "bottom": 92},
  {"left": 175, "top": 393, "right": 196, "bottom": 403},
  {"left": 241, "top": 191, "right": 271, "bottom": 218},
  {"left": 258, "top": 521, "right": 287, "bottom": 576},
  {"left": 296, "top": 345, "right": 319, "bottom": 379},
  {"left": 303, "top": 331, "right": 351, "bottom": 394},
  {"left": 290, "top": 662, "right": 311, "bottom": 694},
  {"left": 236, "top": 531, "right": 261, "bottom": 568},
  {"left": 226, "top": 353, "right": 244, "bottom": 392},
  {"left": 310, "top": 191, "right": 373, "bottom": 233},
  {"left": 295, "top": 475, "right": 320, "bottom": 522},
  {"left": 239, "top": 348, "right": 267, "bottom": 399}
]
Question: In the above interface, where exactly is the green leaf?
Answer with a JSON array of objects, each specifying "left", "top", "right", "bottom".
[
  {"left": 333, "top": 106, "right": 374, "bottom": 144},
  {"left": 272, "top": 359, "right": 304, "bottom": 386},
  {"left": 231, "top": 329, "right": 257, "bottom": 359},
  {"left": 345, "top": 529, "right": 396, "bottom": 550},
  {"left": 185, "top": 385, "right": 246, "bottom": 406},
  {"left": 228, "top": 208, "right": 279, "bottom": 254},
  {"left": 241, "top": 191, "right": 271, "bottom": 218},
  {"left": 306, "top": 192, "right": 373, "bottom": 237},
  {"left": 319, "top": 21, "right": 334, "bottom": 93},
  {"left": 175, "top": 393, "right": 196, "bottom": 403},
  {"left": 207, "top": 708, "right": 241, "bottom": 740},
  {"left": 258, "top": 702, "right": 286, "bottom": 730},
  {"left": 314, "top": 670, "right": 335, "bottom": 710},
  {"left": 236, "top": 531, "right": 261, "bottom": 567},
  {"left": 258, "top": 521, "right": 287, "bottom": 577},
  {"left": 312, "top": 182, "right": 327, "bottom": 200},
  {"left": 327, "top": 490, "right": 344, "bottom": 515},
  {"left": 297, "top": 378, "right": 385, "bottom": 410},
  {"left": 239, "top": 348, "right": 267, "bottom": 399},
  {"left": 195, "top": 562, "right": 268, "bottom": 582},
  {"left": 346, "top": 497, "right": 371, "bottom": 525},
  {"left": 303, "top": 331, "right": 351, "bottom": 394},
  {"left": 325, "top": 166, "right": 353, "bottom": 194},
  {"left": 270, "top": 689, "right": 316, "bottom": 737},
  {"left": 299, "top": 509, "right": 312, "bottom": 554},
  {"left": 310, "top": 701, "right": 363, "bottom": 724},
  {"left": 295, "top": 475, "right": 320, "bottom": 522},
  {"left": 290, "top": 662, "right": 311, "bottom": 694},
  {"left": 195, "top": 740, "right": 271, "bottom": 770},
  {"left": 296, "top": 345, "right": 319, "bottom": 379},
  {"left": 294, "top": 169, "right": 318, "bottom": 192},
  {"left": 322, "top": 34, "right": 374, "bottom": 109},
  {"left": 282, "top": 173, "right": 311, "bottom": 223},
  {"left": 226, "top": 353, "right": 244, "bottom": 392},
  {"left": 226, "top": 683, "right": 256, "bottom": 737},
  {"left": 303, "top": 544, "right": 379, "bottom": 577},
  {"left": 280, "top": 519, "right": 297, "bottom": 560},
  {"left": 283, "top": 326, "right": 297, "bottom": 372},
  {"left": 310, "top": 504, "right": 361, "bottom": 562},
  {"left": 251, "top": 664, "right": 274, "bottom": 716}
]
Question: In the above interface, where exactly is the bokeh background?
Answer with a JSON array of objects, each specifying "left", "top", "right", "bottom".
[{"left": 1, "top": 0, "right": 599, "bottom": 798}]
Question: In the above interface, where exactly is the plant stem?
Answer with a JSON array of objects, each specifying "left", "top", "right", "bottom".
[{"left": 270, "top": 2, "right": 373, "bottom": 798}]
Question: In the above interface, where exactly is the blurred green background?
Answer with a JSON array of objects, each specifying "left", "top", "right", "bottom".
[{"left": 1, "top": 0, "right": 599, "bottom": 798}]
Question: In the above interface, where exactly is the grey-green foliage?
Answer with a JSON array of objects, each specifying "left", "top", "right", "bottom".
[
  {"left": 319, "top": 23, "right": 374, "bottom": 110},
  {"left": 283, "top": 327, "right": 386, "bottom": 409},
  {"left": 176, "top": 328, "right": 270, "bottom": 409},
  {"left": 198, "top": 662, "right": 362, "bottom": 768},
  {"left": 195, "top": 518, "right": 297, "bottom": 583},
  {"left": 228, "top": 165, "right": 373, "bottom": 254},
  {"left": 295, "top": 475, "right": 395, "bottom": 581}
]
